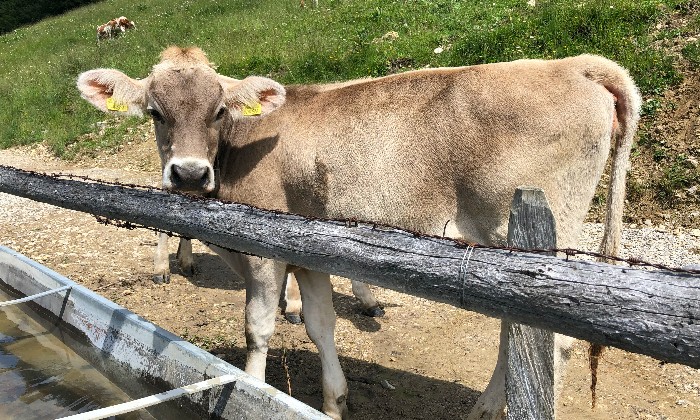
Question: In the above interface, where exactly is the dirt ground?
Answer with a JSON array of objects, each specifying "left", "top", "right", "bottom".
[{"left": 1, "top": 131, "right": 699, "bottom": 420}]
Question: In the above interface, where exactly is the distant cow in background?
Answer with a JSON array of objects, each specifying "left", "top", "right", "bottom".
[{"left": 97, "top": 16, "right": 135, "bottom": 41}]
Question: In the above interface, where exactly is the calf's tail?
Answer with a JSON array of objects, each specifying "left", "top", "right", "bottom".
[
  {"left": 576, "top": 54, "right": 642, "bottom": 408},
  {"left": 577, "top": 54, "right": 642, "bottom": 259}
]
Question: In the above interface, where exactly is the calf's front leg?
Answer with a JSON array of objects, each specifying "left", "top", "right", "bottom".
[
  {"left": 208, "top": 248, "right": 286, "bottom": 379},
  {"left": 240, "top": 256, "right": 288, "bottom": 380},
  {"left": 153, "top": 234, "right": 195, "bottom": 283},
  {"left": 153, "top": 232, "right": 171, "bottom": 284},
  {"left": 295, "top": 269, "right": 348, "bottom": 420},
  {"left": 211, "top": 248, "right": 347, "bottom": 418}
]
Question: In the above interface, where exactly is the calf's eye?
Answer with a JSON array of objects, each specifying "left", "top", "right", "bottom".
[
  {"left": 215, "top": 107, "right": 227, "bottom": 122},
  {"left": 148, "top": 108, "right": 165, "bottom": 124}
]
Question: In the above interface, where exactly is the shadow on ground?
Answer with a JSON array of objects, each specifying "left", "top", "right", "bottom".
[
  {"left": 178, "top": 252, "right": 401, "bottom": 333},
  {"left": 210, "top": 344, "right": 481, "bottom": 419},
  {"left": 0, "top": 0, "right": 103, "bottom": 34},
  {"left": 179, "top": 252, "right": 482, "bottom": 418}
]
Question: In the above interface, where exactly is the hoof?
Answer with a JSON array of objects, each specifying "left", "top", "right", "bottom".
[
  {"left": 181, "top": 265, "right": 194, "bottom": 276},
  {"left": 153, "top": 274, "right": 170, "bottom": 284},
  {"left": 285, "top": 313, "right": 303, "bottom": 325},
  {"left": 362, "top": 305, "right": 385, "bottom": 317}
]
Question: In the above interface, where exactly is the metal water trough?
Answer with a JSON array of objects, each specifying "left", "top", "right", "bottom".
[{"left": 0, "top": 245, "right": 328, "bottom": 419}]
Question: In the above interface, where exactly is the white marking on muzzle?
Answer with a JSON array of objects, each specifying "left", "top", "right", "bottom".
[{"left": 163, "top": 157, "right": 215, "bottom": 192}]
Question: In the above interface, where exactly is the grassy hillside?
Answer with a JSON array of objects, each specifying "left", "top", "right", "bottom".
[
  {"left": 0, "top": 0, "right": 698, "bottom": 223},
  {"left": 0, "top": 0, "right": 690, "bottom": 154}
]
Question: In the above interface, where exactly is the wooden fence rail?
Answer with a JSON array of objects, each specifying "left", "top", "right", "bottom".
[{"left": 0, "top": 165, "right": 698, "bottom": 370}]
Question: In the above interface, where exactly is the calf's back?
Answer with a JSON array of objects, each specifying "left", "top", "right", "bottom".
[{"left": 219, "top": 55, "right": 627, "bottom": 247}]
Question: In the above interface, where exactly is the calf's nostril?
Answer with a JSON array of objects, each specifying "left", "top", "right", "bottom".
[
  {"left": 168, "top": 162, "right": 211, "bottom": 191},
  {"left": 198, "top": 171, "right": 209, "bottom": 188},
  {"left": 171, "top": 165, "right": 184, "bottom": 184}
]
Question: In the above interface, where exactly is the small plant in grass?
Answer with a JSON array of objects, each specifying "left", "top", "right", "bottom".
[
  {"left": 641, "top": 98, "right": 664, "bottom": 117},
  {"left": 625, "top": 176, "right": 647, "bottom": 204},
  {"left": 682, "top": 41, "right": 700, "bottom": 66},
  {"left": 653, "top": 154, "right": 700, "bottom": 206}
]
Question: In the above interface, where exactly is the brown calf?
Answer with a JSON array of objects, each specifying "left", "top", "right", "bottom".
[
  {"left": 78, "top": 46, "right": 640, "bottom": 419},
  {"left": 96, "top": 16, "right": 135, "bottom": 41}
]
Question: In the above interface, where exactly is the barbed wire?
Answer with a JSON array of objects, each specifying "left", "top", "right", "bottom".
[
  {"left": 7, "top": 166, "right": 700, "bottom": 275},
  {"left": 45, "top": 170, "right": 162, "bottom": 191},
  {"left": 93, "top": 216, "right": 257, "bottom": 257},
  {"left": 94, "top": 214, "right": 700, "bottom": 275}
]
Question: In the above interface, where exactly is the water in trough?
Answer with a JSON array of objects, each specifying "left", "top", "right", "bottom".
[
  {"left": 0, "top": 284, "right": 209, "bottom": 419},
  {"left": 0, "top": 287, "right": 159, "bottom": 419}
]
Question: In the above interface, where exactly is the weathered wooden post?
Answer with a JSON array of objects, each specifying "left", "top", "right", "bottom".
[{"left": 505, "top": 187, "right": 556, "bottom": 420}]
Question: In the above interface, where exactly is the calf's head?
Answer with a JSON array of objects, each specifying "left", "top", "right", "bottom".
[
  {"left": 116, "top": 17, "right": 135, "bottom": 30},
  {"left": 77, "top": 46, "right": 285, "bottom": 193}
]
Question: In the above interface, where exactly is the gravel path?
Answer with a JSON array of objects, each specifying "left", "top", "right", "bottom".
[{"left": 578, "top": 223, "right": 699, "bottom": 270}]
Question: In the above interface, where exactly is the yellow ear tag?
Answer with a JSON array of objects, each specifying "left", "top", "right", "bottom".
[
  {"left": 241, "top": 102, "right": 262, "bottom": 117},
  {"left": 106, "top": 97, "right": 128, "bottom": 112}
]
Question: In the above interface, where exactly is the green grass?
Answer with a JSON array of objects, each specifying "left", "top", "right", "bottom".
[
  {"left": 0, "top": 0, "right": 693, "bottom": 157},
  {"left": 653, "top": 154, "right": 700, "bottom": 206},
  {"left": 682, "top": 41, "right": 700, "bottom": 66}
]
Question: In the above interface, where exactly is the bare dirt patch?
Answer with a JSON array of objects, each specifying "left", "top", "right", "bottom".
[
  {"left": 622, "top": 68, "right": 700, "bottom": 229},
  {"left": 1, "top": 134, "right": 699, "bottom": 419}
]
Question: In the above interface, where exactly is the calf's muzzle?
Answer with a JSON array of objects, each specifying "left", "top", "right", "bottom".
[{"left": 163, "top": 157, "right": 215, "bottom": 193}]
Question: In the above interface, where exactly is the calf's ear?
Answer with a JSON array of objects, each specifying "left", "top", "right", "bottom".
[
  {"left": 220, "top": 75, "right": 286, "bottom": 118},
  {"left": 77, "top": 69, "right": 147, "bottom": 116}
]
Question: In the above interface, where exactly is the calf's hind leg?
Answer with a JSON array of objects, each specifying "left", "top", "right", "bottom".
[
  {"left": 466, "top": 322, "right": 575, "bottom": 420},
  {"left": 176, "top": 238, "right": 194, "bottom": 276},
  {"left": 283, "top": 277, "right": 383, "bottom": 324},
  {"left": 351, "top": 280, "right": 384, "bottom": 317},
  {"left": 283, "top": 274, "right": 303, "bottom": 325}
]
